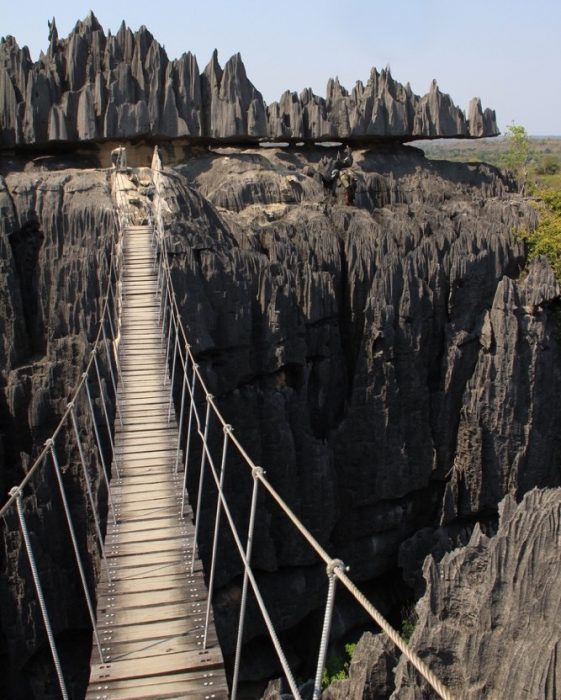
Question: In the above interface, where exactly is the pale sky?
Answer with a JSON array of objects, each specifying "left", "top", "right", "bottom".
[{"left": 2, "top": 0, "right": 560, "bottom": 135}]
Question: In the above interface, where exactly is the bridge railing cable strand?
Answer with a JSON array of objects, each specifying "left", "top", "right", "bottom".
[
  {"left": 149, "top": 148, "right": 455, "bottom": 700},
  {"left": 0, "top": 172, "right": 125, "bottom": 698}
]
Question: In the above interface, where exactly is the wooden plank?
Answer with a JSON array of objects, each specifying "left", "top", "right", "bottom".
[
  {"left": 90, "top": 647, "right": 223, "bottom": 684},
  {"left": 88, "top": 223, "right": 225, "bottom": 699},
  {"left": 87, "top": 668, "right": 227, "bottom": 700}
]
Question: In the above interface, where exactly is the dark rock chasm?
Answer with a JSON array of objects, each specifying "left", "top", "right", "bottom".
[{"left": 2, "top": 133, "right": 560, "bottom": 698}]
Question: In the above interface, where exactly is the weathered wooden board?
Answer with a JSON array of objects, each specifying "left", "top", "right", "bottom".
[{"left": 87, "top": 224, "right": 226, "bottom": 699}]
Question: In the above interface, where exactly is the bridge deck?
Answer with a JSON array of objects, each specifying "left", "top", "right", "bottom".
[{"left": 87, "top": 225, "right": 228, "bottom": 699}]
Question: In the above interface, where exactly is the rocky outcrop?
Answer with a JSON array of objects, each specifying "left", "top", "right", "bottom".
[
  {"left": 322, "top": 633, "right": 398, "bottom": 700},
  {"left": 0, "top": 163, "right": 117, "bottom": 699},
  {"left": 389, "top": 488, "right": 561, "bottom": 700},
  {"left": 0, "top": 13, "right": 498, "bottom": 148},
  {"left": 149, "top": 144, "right": 560, "bottom": 678},
  {"left": 1, "top": 141, "right": 559, "bottom": 695}
]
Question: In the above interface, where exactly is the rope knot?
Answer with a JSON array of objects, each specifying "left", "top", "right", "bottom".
[
  {"left": 9, "top": 486, "right": 20, "bottom": 498},
  {"left": 252, "top": 466, "right": 264, "bottom": 479},
  {"left": 45, "top": 438, "right": 54, "bottom": 448},
  {"left": 223, "top": 424, "right": 233, "bottom": 434},
  {"left": 327, "top": 558, "right": 346, "bottom": 578}
]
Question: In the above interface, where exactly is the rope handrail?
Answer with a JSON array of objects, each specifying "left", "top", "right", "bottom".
[
  {"left": 150, "top": 154, "right": 456, "bottom": 700},
  {"left": 0, "top": 177, "right": 122, "bottom": 519}
]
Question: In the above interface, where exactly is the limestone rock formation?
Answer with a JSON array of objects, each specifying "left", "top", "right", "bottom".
[
  {"left": 0, "top": 162, "right": 117, "bottom": 698},
  {"left": 322, "top": 633, "right": 398, "bottom": 700},
  {"left": 1, "top": 140, "right": 559, "bottom": 695},
  {"left": 390, "top": 488, "right": 561, "bottom": 699},
  {"left": 149, "top": 144, "right": 560, "bottom": 676},
  {"left": 0, "top": 13, "right": 498, "bottom": 148}
]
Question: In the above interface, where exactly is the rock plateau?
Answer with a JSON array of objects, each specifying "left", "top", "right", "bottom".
[{"left": 1, "top": 13, "right": 497, "bottom": 148}]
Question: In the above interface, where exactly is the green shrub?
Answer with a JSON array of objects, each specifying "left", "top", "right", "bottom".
[
  {"left": 401, "top": 604, "right": 418, "bottom": 642},
  {"left": 321, "top": 642, "right": 358, "bottom": 689},
  {"left": 521, "top": 187, "right": 561, "bottom": 280}
]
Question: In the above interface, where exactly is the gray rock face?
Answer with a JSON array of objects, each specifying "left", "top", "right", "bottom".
[
  {"left": 0, "top": 13, "right": 498, "bottom": 148},
  {"left": 322, "top": 633, "right": 398, "bottom": 700},
  {"left": 150, "top": 144, "right": 560, "bottom": 677},
  {"left": 1, "top": 142, "right": 559, "bottom": 694},
  {"left": 0, "top": 163, "right": 117, "bottom": 698},
  {"left": 390, "top": 488, "right": 561, "bottom": 700}
]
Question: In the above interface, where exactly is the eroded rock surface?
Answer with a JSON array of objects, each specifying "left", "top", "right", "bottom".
[
  {"left": 148, "top": 144, "right": 560, "bottom": 677},
  {"left": 0, "top": 13, "right": 498, "bottom": 148},
  {"left": 0, "top": 163, "right": 117, "bottom": 699},
  {"left": 390, "top": 488, "right": 561, "bottom": 700},
  {"left": 1, "top": 139, "right": 559, "bottom": 695}
]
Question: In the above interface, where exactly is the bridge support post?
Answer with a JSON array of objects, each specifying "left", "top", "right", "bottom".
[{"left": 9, "top": 486, "right": 70, "bottom": 700}]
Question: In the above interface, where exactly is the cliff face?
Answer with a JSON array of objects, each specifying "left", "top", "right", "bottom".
[
  {"left": 0, "top": 13, "right": 498, "bottom": 148},
  {"left": 151, "top": 144, "right": 561, "bottom": 676},
  {"left": 391, "top": 488, "right": 561, "bottom": 700},
  {"left": 0, "top": 141, "right": 559, "bottom": 695},
  {"left": 329, "top": 488, "right": 561, "bottom": 700},
  {"left": 0, "top": 162, "right": 117, "bottom": 699}
]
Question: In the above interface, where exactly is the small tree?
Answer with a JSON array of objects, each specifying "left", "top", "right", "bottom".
[{"left": 504, "top": 122, "right": 531, "bottom": 189}]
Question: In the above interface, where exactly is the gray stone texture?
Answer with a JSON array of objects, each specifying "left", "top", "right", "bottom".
[
  {"left": 0, "top": 163, "right": 117, "bottom": 698},
  {"left": 149, "top": 144, "right": 560, "bottom": 676},
  {"left": 0, "top": 13, "right": 498, "bottom": 148},
  {"left": 390, "top": 488, "right": 561, "bottom": 700},
  {"left": 1, "top": 138, "right": 559, "bottom": 694}
]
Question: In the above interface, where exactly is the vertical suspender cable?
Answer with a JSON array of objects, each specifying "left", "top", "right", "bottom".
[
  {"left": 68, "top": 405, "right": 110, "bottom": 576},
  {"left": 312, "top": 560, "right": 345, "bottom": 700},
  {"left": 174, "top": 350, "right": 190, "bottom": 473},
  {"left": 46, "top": 439, "right": 105, "bottom": 662},
  {"left": 203, "top": 426, "right": 231, "bottom": 649},
  {"left": 84, "top": 375, "right": 119, "bottom": 514},
  {"left": 93, "top": 351, "right": 118, "bottom": 472},
  {"left": 10, "top": 486, "right": 69, "bottom": 700},
  {"left": 167, "top": 322, "right": 179, "bottom": 421},
  {"left": 190, "top": 397, "right": 212, "bottom": 574},
  {"left": 181, "top": 370, "right": 198, "bottom": 517},
  {"left": 230, "top": 466, "right": 261, "bottom": 700}
]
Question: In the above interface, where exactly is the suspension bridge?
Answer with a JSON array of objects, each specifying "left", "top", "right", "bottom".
[{"left": 0, "top": 149, "right": 455, "bottom": 700}]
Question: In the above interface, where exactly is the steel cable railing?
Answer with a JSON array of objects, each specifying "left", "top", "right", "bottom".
[
  {"left": 149, "top": 149, "right": 456, "bottom": 700},
  {"left": 0, "top": 169, "right": 126, "bottom": 698}
]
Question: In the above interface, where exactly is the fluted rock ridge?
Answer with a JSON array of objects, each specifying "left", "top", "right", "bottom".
[
  {"left": 392, "top": 488, "right": 561, "bottom": 699},
  {"left": 0, "top": 13, "right": 498, "bottom": 148}
]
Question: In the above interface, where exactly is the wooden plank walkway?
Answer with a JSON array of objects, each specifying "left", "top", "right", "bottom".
[{"left": 87, "top": 225, "right": 228, "bottom": 700}]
